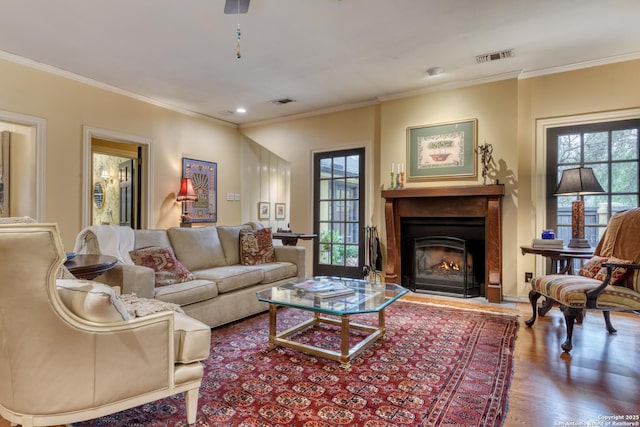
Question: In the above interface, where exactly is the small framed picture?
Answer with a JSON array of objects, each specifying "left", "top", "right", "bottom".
[
  {"left": 275, "top": 203, "right": 286, "bottom": 220},
  {"left": 258, "top": 202, "right": 270, "bottom": 219}
]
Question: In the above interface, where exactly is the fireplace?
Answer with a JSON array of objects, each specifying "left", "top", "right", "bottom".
[
  {"left": 382, "top": 185, "right": 504, "bottom": 303},
  {"left": 402, "top": 218, "right": 484, "bottom": 297}
]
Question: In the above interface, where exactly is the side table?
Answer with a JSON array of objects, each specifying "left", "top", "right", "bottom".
[
  {"left": 521, "top": 245, "right": 593, "bottom": 316},
  {"left": 65, "top": 254, "right": 117, "bottom": 280},
  {"left": 272, "top": 232, "right": 317, "bottom": 246}
]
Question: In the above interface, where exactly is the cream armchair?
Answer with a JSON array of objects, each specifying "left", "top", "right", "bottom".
[{"left": 0, "top": 222, "right": 210, "bottom": 426}]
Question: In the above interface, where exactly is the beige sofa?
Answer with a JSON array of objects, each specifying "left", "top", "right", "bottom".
[{"left": 76, "top": 223, "right": 306, "bottom": 327}]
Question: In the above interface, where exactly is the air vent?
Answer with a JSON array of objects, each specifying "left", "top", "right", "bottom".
[
  {"left": 271, "top": 98, "right": 296, "bottom": 105},
  {"left": 217, "top": 110, "right": 235, "bottom": 116},
  {"left": 476, "top": 49, "right": 515, "bottom": 63}
]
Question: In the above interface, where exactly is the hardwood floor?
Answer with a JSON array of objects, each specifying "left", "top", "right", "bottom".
[{"left": 2, "top": 296, "right": 638, "bottom": 427}]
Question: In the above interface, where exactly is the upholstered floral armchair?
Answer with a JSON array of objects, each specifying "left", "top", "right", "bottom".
[
  {"left": 0, "top": 221, "right": 211, "bottom": 426},
  {"left": 526, "top": 208, "right": 640, "bottom": 352}
]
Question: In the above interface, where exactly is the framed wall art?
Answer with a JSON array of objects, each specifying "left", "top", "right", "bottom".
[
  {"left": 258, "top": 202, "right": 270, "bottom": 219},
  {"left": 275, "top": 203, "right": 286, "bottom": 220},
  {"left": 407, "top": 118, "right": 477, "bottom": 181},
  {"left": 182, "top": 157, "right": 217, "bottom": 223}
]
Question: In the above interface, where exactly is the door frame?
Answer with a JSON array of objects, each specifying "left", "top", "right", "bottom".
[
  {"left": 82, "top": 126, "right": 152, "bottom": 228},
  {"left": 0, "top": 109, "right": 46, "bottom": 220}
]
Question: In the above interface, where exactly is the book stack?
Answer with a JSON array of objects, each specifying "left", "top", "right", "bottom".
[
  {"left": 293, "top": 280, "right": 355, "bottom": 298},
  {"left": 532, "top": 238, "right": 564, "bottom": 248}
]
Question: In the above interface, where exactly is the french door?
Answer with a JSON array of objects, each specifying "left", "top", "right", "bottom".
[{"left": 313, "top": 148, "right": 365, "bottom": 278}]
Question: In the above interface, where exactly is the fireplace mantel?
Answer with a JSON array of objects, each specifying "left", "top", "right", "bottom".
[{"left": 382, "top": 185, "right": 504, "bottom": 303}]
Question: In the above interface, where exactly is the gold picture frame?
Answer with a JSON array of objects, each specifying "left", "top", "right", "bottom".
[{"left": 407, "top": 119, "right": 477, "bottom": 181}]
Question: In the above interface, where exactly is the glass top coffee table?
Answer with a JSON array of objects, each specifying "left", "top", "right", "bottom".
[{"left": 256, "top": 276, "right": 408, "bottom": 368}]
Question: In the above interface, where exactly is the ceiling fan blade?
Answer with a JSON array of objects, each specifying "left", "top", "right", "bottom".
[{"left": 224, "top": 0, "right": 250, "bottom": 14}]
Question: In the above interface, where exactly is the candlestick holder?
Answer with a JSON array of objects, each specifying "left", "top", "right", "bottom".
[
  {"left": 390, "top": 171, "right": 395, "bottom": 190},
  {"left": 399, "top": 172, "right": 405, "bottom": 189},
  {"left": 395, "top": 172, "right": 400, "bottom": 189}
]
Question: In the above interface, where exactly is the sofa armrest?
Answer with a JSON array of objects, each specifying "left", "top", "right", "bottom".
[
  {"left": 96, "top": 264, "right": 156, "bottom": 299},
  {"left": 274, "top": 246, "right": 306, "bottom": 280}
]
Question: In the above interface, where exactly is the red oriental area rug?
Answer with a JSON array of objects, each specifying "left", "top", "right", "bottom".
[{"left": 75, "top": 300, "right": 518, "bottom": 427}]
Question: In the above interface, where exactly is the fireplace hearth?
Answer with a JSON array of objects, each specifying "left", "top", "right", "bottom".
[{"left": 382, "top": 185, "right": 504, "bottom": 303}]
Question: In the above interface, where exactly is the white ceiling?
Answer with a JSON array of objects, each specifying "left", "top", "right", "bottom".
[{"left": 1, "top": 0, "right": 639, "bottom": 126}]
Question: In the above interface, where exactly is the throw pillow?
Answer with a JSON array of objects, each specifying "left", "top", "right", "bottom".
[
  {"left": 594, "top": 256, "right": 633, "bottom": 286},
  {"left": 240, "top": 228, "right": 276, "bottom": 265},
  {"left": 56, "top": 279, "right": 131, "bottom": 322},
  {"left": 129, "top": 246, "right": 196, "bottom": 287},
  {"left": 578, "top": 256, "right": 608, "bottom": 278}
]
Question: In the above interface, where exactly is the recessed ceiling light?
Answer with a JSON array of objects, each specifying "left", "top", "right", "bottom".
[
  {"left": 425, "top": 66, "right": 443, "bottom": 76},
  {"left": 235, "top": 107, "right": 247, "bottom": 114}
]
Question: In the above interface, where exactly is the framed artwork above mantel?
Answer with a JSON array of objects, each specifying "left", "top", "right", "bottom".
[{"left": 407, "top": 118, "right": 477, "bottom": 181}]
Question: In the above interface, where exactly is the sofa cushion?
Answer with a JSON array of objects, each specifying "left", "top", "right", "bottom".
[
  {"left": 168, "top": 226, "right": 227, "bottom": 270},
  {"left": 154, "top": 279, "right": 219, "bottom": 306},
  {"left": 240, "top": 228, "right": 276, "bottom": 265},
  {"left": 217, "top": 224, "right": 251, "bottom": 266},
  {"left": 173, "top": 312, "right": 211, "bottom": 363},
  {"left": 248, "top": 262, "right": 298, "bottom": 284},
  {"left": 56, "top": 279, "right": 131, "bottom": 322},
  {"left": 193, "top": 265, "right": 264, "bottom": 293},
  {"left": 133, "top": 229, "right": 172, "bottom": 250},
  {"left": 129, "top": 246, "right": 196, "bottom": 287}
]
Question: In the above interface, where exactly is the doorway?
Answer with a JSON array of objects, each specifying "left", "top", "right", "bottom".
[
  {"left": 313, "top": 148, "right": 365, "bottom": 278},
  {"left": 83, "top": 126, "right": 151, "bottom": 229}
]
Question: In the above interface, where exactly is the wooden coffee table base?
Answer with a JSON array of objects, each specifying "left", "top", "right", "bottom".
[{"left": 267, "top": 304, "right": 385, "bottom": 369}]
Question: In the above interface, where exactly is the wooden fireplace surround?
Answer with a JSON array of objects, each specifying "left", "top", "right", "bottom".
[{"left": 382, "top": 185, "right": 504, "bottom": 303}]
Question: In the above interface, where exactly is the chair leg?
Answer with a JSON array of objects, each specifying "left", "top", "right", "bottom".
[
  {"left": 185, "top": 387, "right": 200, "bottom": 425},
  {"left": 559, "top": 306, "right": 583, "bottom": 352},
  {"left": 602, "top": 311, "right": 617, "bottom": 334},
  {"left": 525, "top": 289, "right": 541, "bottom": 327}
]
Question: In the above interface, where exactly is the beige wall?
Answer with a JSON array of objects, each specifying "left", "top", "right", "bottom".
[
  {"left": 1, "top": 52, "right": 639, "bottom": 300},
  {"left": 0, "top": 58, "right": 241, "bottom": 248}
]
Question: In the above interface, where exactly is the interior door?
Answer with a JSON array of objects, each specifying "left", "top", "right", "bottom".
[
  {"left": 313, "top": 148, "right": 365, "bottom": 278},
  {"left": 119, "top": 159, "right": 134, "bottom": 227}
]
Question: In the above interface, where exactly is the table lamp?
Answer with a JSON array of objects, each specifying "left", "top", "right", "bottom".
[
  {"left": 176, "top": 177, "right": 198, "bottom": 227},
  {"left": 554, "top": 167, "right": 604, "bottom": 248}
]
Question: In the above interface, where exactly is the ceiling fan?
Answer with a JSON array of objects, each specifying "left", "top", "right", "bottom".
[{"left": 224, "top": 0, "right": 250, "bottom": 14}]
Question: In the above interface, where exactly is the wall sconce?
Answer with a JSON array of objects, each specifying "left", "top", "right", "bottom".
[
  {"left": 176, "top": 177, "right": 198, "bottom": 227},
  {"left": 554, "top": 167, "right": 604, "bottom": 248}
]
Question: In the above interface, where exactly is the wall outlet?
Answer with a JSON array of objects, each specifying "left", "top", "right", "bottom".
[{"left": 525, "top": 272, "right": 533, "bottom": 282}]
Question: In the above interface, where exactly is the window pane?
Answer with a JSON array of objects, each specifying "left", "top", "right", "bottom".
[
  {"left": 345, "top": 244, "right": 359, "bottom": 266},
  {"left": 319, "top": 201, "right": 331, "bottom": 221},
  {"left": 346, "top": 221, "right": 359, "bottom": 244},
  {"left": 612, "top": 194, "right": 638, "bottom": 210},
  {"left": 320, "top": 158, "right": 332, "bottom": 179},
  {"left": 591, "top": 163, "right": 609, "bottom": 192},
  {"left": 334, "top": 200, "right": 345, "bottom": 221},
  {"left": 612, "top": 129, "right": 638, "bottom": 161},
  {"left": 557, "top": 134, "right": 581, "bottom": 164},
  {"left": 612, "top": 161, "right": 637, "bottom": 192},
  {"left": 346, "top": 177, "right": 359, "bottom": 199},
  {"left": 584, "top": 132, "right": 609, "bottom": 162},
  {"left": 319, "top": 222, "right": 331, "bottom": 243},
  {"left": 319, "top": 179, "right": 331, "bottom": 199},
  {"left": 346, "top": 201, "right": 358, "bottom": 222},
  {"left": 333, "top": 157, "right": 345, "bottom": 177},
  {"left": 346, "top": 155, "right": 359, "bottom": 177},
  {"left": 333, "top": 179, "right": 346, "bottom": 199}
]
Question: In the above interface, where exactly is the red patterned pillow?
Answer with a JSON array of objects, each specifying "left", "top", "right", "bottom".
[
  {"left": 129, "top": 246, "right": 196, "bottom": 287},
  {"left": 240, "top": 228, "right": 276, "bottom": 265},
  {"left": 594, "top": 256, "right": 633, "bottom": 286},
  {"left": 578, "top": 256, "right": 608, "bottom": 278}
]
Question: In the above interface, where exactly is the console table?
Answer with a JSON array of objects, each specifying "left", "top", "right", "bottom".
[{"left": 272, "top": 232, "right": 316, "bottom": 246}]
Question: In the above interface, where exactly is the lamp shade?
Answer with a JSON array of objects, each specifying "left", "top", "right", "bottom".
[
  {"left": 176, "top": 177, "right": 198, "bottom": 202},
  {"left": 554, "top": 167, "right": 604, "bottom": 196}
]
